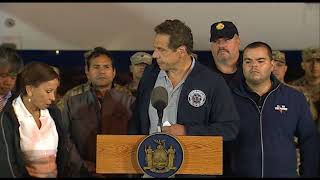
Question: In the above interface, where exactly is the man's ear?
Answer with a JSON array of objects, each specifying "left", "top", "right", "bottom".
[
  {"left": 85, "top": 65, "right": 89, "bottom": 77},
  {"left": 129, "top": 65, "right": 133, "bottom": 73},
  {"left": 284, "top": 65, "right": 288, "bottom": 73},
  {"left": 301, "top": 62, "right": 306, "bottom": 71},
  {"left": 235, "top": 35, "right": 241, "bottom": 48},
  {"left": 177, "top": 46, "right": 187, "bottom": 56},
  {"left": 112, "top": 67, "right": 116, "bottom": 79},
  {"left": 270, "top": 60, "right": 275, "bottom": 72}
]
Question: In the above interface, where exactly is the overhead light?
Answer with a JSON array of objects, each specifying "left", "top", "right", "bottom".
[
  {"left": 4, "top": 18, "right": 15, "bottom": 28},
  {"left": 56, "top": 50, "right": 60, "bottom": 55}
]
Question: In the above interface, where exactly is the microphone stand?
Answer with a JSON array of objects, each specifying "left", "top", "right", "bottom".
[{"left": 157, "top": 110, "right": 163, "bottom": 133}]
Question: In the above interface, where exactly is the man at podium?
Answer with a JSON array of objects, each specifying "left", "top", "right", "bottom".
[{"left": 128, "top": 19, "right": 240, "bottom": 177}]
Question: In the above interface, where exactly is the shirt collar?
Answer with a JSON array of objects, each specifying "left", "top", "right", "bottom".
[
  {"left": 1, "top": 91, "right": 12, "bottom": 100},
  {"left": 158, "top": 56, "right": 196, "bottom": 80},
  {"left": 12, "top": 95, "right": 50, "bottom": 118},
  {"left": 243, "top": 75, "right": 280, "bottom": 96}
]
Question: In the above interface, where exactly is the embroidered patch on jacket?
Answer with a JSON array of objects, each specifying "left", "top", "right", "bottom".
[
  {"left": 274, "top": 104, "right": 288, "bottom": 113},
  {"left": 188, "top": 90, "right": 206, "bottom": 107}
]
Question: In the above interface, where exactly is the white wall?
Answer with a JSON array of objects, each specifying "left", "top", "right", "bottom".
[{"left": 0, "top": 3, "right": 319, "bottom": 50}]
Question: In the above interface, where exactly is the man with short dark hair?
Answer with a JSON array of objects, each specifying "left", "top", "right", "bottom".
[
  {"left": 56, "top": 49, "right": 132, "bottom": 111},
  {"left": 230, "top": 41, "right": 319, "bottom": 177},
  {"left": 62, "top": 47, "right": 135, "bottom": 177},
  {"left": 0, "top": 46, "right": 24, "bottom": 111},
  {"left": 129, "top": 18, "right": 239, "bottom": 154}
]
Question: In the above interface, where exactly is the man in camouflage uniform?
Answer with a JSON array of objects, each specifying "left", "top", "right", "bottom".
[
  {"left": 272, "top": 50, "right": 288, "bottom": 83},
  {"left": 116, "top": 52, "right": 152, "bottom": 97},
  {"left": 289, "top": 48, "right": 320, "bottom": 176},
  {"left": 290, "top": 48, "right": 320, "bottom": 121}
]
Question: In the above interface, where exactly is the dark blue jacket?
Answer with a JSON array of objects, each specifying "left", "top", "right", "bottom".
[
  {"left": 129, "top": 60, "right": 239, "bottom": 141},
  {"left": 231, "top": 77, "right": 319, "bottom": 177}
]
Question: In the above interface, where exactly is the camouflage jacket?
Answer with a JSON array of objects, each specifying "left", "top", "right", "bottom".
[
  {"left": 290, "top": 76, "right": 320, "bottom": 104},
  {"left": 114, "top": 83, "right": 137, "bottom": 97},
  {"left": 289, "top": 77, "right": 319, "bottom": 121}
]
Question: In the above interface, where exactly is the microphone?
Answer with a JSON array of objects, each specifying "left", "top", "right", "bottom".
[{"left": 150, "top": 86, "right": 168, "bottom": 132}]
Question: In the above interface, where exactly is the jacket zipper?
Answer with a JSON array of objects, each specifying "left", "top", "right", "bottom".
[
  {"left": 237, "top": 84, "right": 280, "bottom": 177},
  {"left": 1, "top": 112, "right": 16, "bottom": 177}
]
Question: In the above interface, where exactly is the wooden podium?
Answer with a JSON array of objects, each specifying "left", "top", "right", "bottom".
[{"left": 96, "top": 135, "right": 222, "bottom": 175}]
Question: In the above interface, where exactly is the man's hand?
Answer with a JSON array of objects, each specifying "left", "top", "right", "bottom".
[{"left": 162, "top": 124, "right": 186, "bottom": 135}]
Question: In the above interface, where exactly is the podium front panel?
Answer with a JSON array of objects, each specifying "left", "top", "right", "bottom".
[{"left": 96, "top": 135, "right": 222, "bottom": 175}]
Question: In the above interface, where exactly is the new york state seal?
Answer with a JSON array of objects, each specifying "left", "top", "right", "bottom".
[{"left": 137, "top": 133, "right": 184, "bottom": 178}]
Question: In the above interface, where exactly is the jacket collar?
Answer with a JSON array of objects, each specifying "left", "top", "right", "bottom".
[{"left": 233, "top": 74, "right": 281, "bottom": 98}]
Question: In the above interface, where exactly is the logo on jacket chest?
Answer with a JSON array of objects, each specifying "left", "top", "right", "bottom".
[
  {"left": 188, "top": 90, "right": 206, "bottom": 107},
  {"left": 274, "top": 104, "right": 288, "bottom": 113}
]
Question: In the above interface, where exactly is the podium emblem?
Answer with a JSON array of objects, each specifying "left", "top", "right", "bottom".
[{"left": 137, "top": 133, "right": 184, "bottom": 178}]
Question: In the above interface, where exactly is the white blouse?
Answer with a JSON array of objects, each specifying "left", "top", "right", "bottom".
[{"left": 12, "top": 95, "right": 58, "bottom": 162}]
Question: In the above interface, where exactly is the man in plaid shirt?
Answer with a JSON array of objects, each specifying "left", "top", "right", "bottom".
[{"left": 0, "top": 46, "right": 24, "bottom": 112}]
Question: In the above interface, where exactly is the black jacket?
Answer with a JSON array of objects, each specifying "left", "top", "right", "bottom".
[{"left": 0, "top": 98, "right": 77, "bottom": 177}]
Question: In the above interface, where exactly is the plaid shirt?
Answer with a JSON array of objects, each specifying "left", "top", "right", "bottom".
[{"left": 0, "top": 91, "right": 12, "bottom": 112}]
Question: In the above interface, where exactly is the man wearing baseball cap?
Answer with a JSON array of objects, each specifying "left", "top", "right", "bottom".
[
  {"left": 290, "top": 48, "right": 320, "bottom": 106},
  {"left": 209, "top": 21, "right": 243, "bottom": 177},
  {"left": 119, "top": 52, "right": 152, "bottom": 97},
  {"left": 210, "top": 21, "right": 243, "bottom": 88},
  {"left": 272, "top": 50, "right": 288, "bottom": 83},
  {"left": 290, "top": 47, "right": 320, "bottom": 130}
]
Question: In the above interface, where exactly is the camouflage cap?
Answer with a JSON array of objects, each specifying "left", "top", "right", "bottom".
[
  {"left": 130, "top": 52, "right": 152, "bottom": 65},
  {"left": 272, "top": 50, "right": 286, "bottom": 64},
  {"left": 302, "top": 47, "right": 320, "bottom": 61}
]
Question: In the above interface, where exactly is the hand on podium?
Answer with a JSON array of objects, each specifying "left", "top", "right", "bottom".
[{"left": 162, "top": 123, "right": 186, "bottom": 136}]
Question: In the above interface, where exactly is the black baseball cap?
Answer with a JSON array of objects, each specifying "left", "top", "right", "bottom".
[{"left": 210, "top": 21, "right": 239, "bottom": 42}]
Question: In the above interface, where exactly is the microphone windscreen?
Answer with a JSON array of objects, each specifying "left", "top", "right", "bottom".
[{"left": 150, "top": 86, "right": 168, "bottom": 111}]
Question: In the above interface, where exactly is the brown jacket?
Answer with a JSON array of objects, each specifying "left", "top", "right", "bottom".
[{"left": 62, "top": 87, "right": 135, "bottom": 176}]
